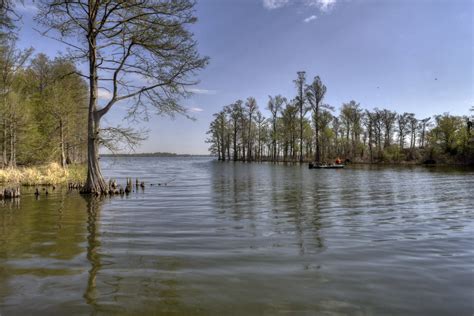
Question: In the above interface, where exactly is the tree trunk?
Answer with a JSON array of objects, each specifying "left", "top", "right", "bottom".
[
  {"left": 83, "top": 114, "right": 107, "bottom": 194},
  {"left": 220, "top": 133, "right": 226, "bottom": 161},
  {"left": 9, "top": 120, "right": 15, "bottom": 168},
  {"left": 399, "top": 130, "right": 404, "bottom": 150},
  {"left": 12, "top": 123, "right": 16, "bottom": 167},
  {"left": 226, "top": 134, "right": 231, "bottom": 160},
  {"left": 66, "top": 142, "right": 72, "bottom": 164},
  {"left": 314, "top": 105, "right": 320, "bottom": 163},
  {"left": 258, "top": 128, "right": 261, "bottom": 161},
  {"left": 421, "top": 126, "right": 425, "bottom": 148},
  {"left": 60, "top": 119, "right": 67, "bottom": 168},
  {"left": 272, "top": 119, "right": 277, "bottom": 162},
  {"left": 216, "top": 133, "right": 221, "bottom": 160},
  {"left": 82, "top": 17, "right": 107, "bottom": 194},
  {"left": 247, "top": 114, "right": 252, "bottom": 162},
  {"left": 299, "top": 112, "right": 303, "bottom": 163},
  {"left": 2, "top": 119, "right": 7, "bottom": 167},
  {"left": 233, "top": 126, "right": 237, "bottom": 161},
  {"left": 290, "top": 137, "right": 293, "bottom": 160}
]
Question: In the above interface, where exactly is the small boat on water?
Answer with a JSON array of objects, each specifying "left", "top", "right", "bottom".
[{"left": 308, "top": 163, "right": 345, "bottom": 169}]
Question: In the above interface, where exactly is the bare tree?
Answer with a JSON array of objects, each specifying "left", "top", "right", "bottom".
[
  {"left": 418, "top": 117, "right": 431, "bottom": 148},
  {"left": 294, "top": 71, "right": 309, "bottom": 162},
  {"left": 226, "top": 100, "right": 244, "bottom": 161},
  {"left": 267, "top": 95, "right": 285, "bottom": 161},
  {"left": 255, "top": 111, "right": 265, "bottom": 161},
  {"left": 408, "top": 114, "right": 418, "bottom": 151},
  {"left": 245, "top": 97, "right": 257, "bottom": 162},
  {"left": 281, "top": 100, "right": 298, "bottom": 161},
  {"left": 207, "top": 111, "right": 227, "bottom": 161},
  {"left": 340, "top": 100, "right": 362, "bottom": 158},
  {"left": 306, "top": 76, "right": 330, "bottom": 163},
  {"left": 397, "top": 112, "right": 411, "bottom": 150},
  {"left": 364, "top": 110, "right": 375, "bottom": 162},
  {"left": 36, "top": 0, "right": 208, "bottom": 194},
  {"left": 380, "top": 109, "right": 397, "bottom": 149},
  {"left": 372, "top": 108, "right": 384, "bottom": 158}
]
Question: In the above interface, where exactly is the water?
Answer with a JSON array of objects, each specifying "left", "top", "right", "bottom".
[{"left": 1, "top": 157, "right": 473, "bottom": 315}]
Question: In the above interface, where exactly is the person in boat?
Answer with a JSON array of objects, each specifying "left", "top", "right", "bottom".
[{"left": 335, "top": 157, "right": 342, "bottom": 165}]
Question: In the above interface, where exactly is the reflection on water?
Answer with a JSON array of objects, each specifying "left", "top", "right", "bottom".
[
  {"left": 84, "top": 196, "right": 102, "bottom": 310},
  {"left": 0, "top": 157, "right": 473, "bottom": 315}
]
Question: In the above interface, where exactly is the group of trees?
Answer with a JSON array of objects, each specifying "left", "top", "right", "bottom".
[
  {"left": 1, "top": 1, "right": 207, "bottom": 194},
  {"left": 0, "top": 11, "right": 87, "bottom": 167},
  {"left": 207, "top": 72, "right": 474, "bottom": 164}
]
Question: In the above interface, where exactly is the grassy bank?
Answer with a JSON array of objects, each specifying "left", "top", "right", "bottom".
[{"left": 0, "top": 163, "right": 86, "bottom": 186}]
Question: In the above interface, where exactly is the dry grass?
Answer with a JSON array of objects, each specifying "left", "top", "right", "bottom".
[{"left": 0, "top": 163, "right": 86, "bottom": 186}]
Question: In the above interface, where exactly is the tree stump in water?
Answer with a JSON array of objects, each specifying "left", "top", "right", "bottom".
[
  {"left": 125, "top": 178, "right": 132, "bottom": 194},
  {"left": 1, "top": 187, "right": 21, "bottom": 199},
  {"left": 108, "top": 179, "right": 117, "bottom": 189},
  {"left": 68, "top": 182, "right": 84, "bottom": 190}
]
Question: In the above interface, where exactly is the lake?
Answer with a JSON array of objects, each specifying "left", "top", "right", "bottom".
[{"left": 0, "top": 157, "right": 473, "bottom": 315}]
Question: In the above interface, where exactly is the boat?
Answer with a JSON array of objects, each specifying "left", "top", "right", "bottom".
[{"left": 308, "top": 163, "right": 345, "bottom": 169}]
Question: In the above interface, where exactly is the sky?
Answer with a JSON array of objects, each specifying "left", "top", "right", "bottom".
[{"left": 14, "top": 0, "right": 474, "bottom": 154}]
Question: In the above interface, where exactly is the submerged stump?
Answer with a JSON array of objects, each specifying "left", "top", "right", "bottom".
[{"left": 1, "top": 187, "right": 21, "bottom": 199}]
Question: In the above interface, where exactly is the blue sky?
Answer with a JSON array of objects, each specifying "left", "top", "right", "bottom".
[{"left": 16, "top": 0, "right": 473, "bottom": 154}]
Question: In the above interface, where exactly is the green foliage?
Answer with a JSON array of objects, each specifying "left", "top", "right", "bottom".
[
  {"left": 379, "top": 145, "right": 404, "bottom": 163},
  {"left": 427, "top": 113, "right": 473, "bottom": 163},
  {"left": 0, "top": 39, "right": 88, "bottom": 167}
]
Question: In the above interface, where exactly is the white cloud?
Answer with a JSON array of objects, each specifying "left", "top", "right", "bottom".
[
  {"left": 188, "top": 107, "right": 204, "bottom": 112},
  {"left": 263, "top": 0, "right": 338, "bottom": 12},
  {"left": 303, "top": 15, "right": 317, "bottom": 23},
  {"left": 305, "top": 0, "right": 337, "bottom": 12},
  {"left": 187, "top": 88, "right": 217, "bottom": 95},
  {"left": 262, "top": 0, "right": 290, "bottom": 10},
  {"left": 98, "top": 88, "right": 113, "bottom": 100}
]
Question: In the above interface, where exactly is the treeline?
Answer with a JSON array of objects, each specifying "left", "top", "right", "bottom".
[
  {"left": 207, "top": 72, "right": 474, "bottom": 164},
  {"left": 0, "top": 37, "right": 88, "bottom": 167},
  {"left": 101, "top": 152, "right": 181, "bottom": 157}
]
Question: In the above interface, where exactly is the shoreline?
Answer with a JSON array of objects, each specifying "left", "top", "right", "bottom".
[
  {"left": 1, "top": 158, "right": 471, "bottom": 186},
  {"left": 212, "top": 158, "right": 473, "bottom": 167}
]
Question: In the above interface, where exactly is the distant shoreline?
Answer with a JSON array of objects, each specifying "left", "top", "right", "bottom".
[{"left": 100, "top": 153, "right": 212, "bottom": 158}]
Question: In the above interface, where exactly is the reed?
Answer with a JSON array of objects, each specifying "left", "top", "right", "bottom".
[{"left": 0, "top": 163, "right": 86, "bottom": 186}]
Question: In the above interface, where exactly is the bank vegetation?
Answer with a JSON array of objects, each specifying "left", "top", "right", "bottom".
[{"left": 0, "top": 163, "right": 86, "bottom": 185}]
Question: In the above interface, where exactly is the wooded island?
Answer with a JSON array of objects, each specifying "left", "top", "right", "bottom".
[{"left": 207, "top": 72, "right": 474, "bottom": 165}]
